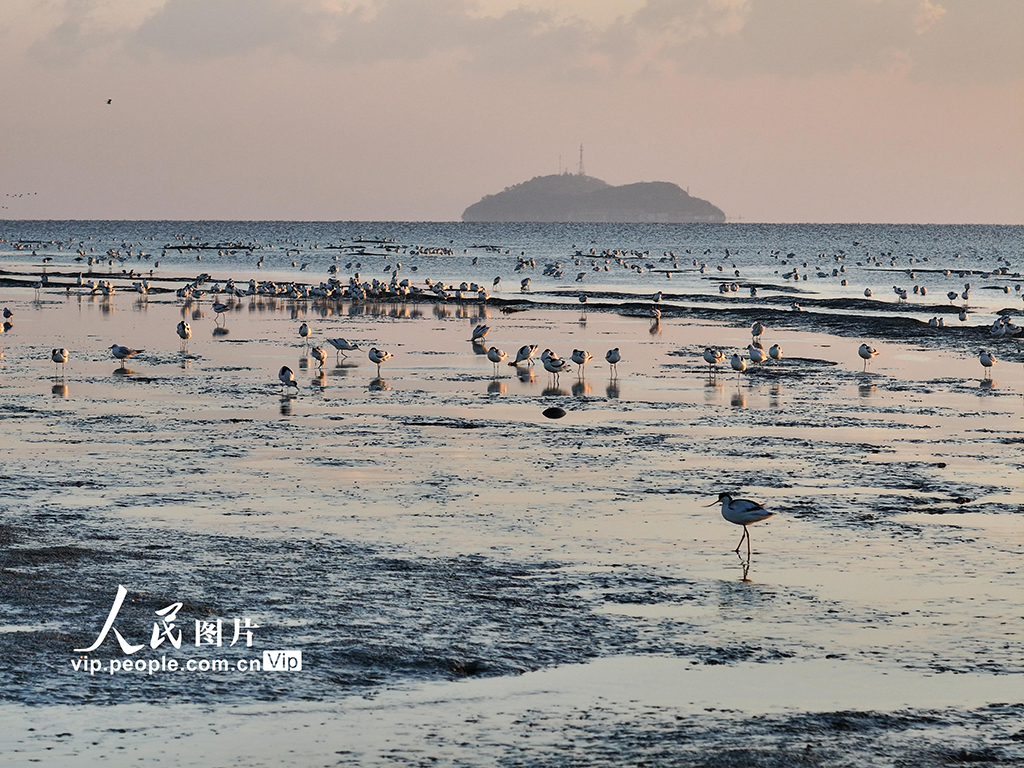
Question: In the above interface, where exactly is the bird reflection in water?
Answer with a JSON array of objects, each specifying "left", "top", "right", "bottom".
[
  {"left": 369, "top": 378, "right": 391, "bottom": 392},
  {"left": 704, "top": 378, "right": 724, "bottom": 402},
  {"left": 737, "top": 551, "right": 752, "bottom": 582},
  {"left": 180, "top": 358, "right": 192, "bottom": 371},
  {"left": 313, "top": 370, "right": 326, "bottom": 391},
  {"left": 113, "top": 367, "right": 135, "bottom": 376},
  {"left": 332, "top": 361, "right": 356, "bottom": 377},
  {"left": 542, "top": 385, "right": 567, "bottom": 397},
  {"left": 572, "top": 380, "right": 591, "bottom": 397},
  {"left": 279, "top": 395, "right": 295, "bottom": 416},
  {"left": 212, "top": 326, "right": 229, "bottom": 337},
  {"left": 858, "top": 383, "right": 877, "bottom": 398},
  {"left": 731, "top": 391, "right": 746, "bottom": 408},
  {"left": 649, "top": 319, "right": 661, "bottom": 335},
  {"left": 979, "top": 379, "right": 997, "bottom": 392},
  {"left": 769, "top": 384, "right": 782, "bottom": 408},
  {"left": 51, "top": 382, "right": 69, "bottom": 399},
  {"left": 487, "top": 379, "right": 506, "bottom": 395},
  {"left": 606, "top": 382, "right": 620, "bottom": 399},
  {"left": 516, "top": 367, "right": 536, "bottom": 384},
  {"left": 298, "top": 356, "right": 310, "bottom": 370}
]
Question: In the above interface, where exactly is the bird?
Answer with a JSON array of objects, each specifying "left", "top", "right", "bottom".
[
  {"left": 702, "top": 347, "right": 725, "bottom": 373},
  {"left": 326, "top": 338, "right": 360, "bottom": 359},
  {"left": 176, "top": 320, "right": 191, "bottom": 350},
  {"left": 730, "top": 352, "right": 747, "bottom": 376},
  {"left": 106, "top": 99, "right": 112, "bottom": 105},
  {"left": 571, "top": 349, "right": 593, "bottom": 376},
  {"left": 368, "top": 347, "right": 392, "bottom": 376},
  {"left": 858, "top": 343, "right": 879, "bottom": 371},
  {"left": 212, "top": 302, "right": 229, "bottom": 323},
  {"left": 747, "top": 344, "right": 767, "bottom": 365},
  {"left": 2, "top": 307, "right": 12, "bottom": 320},
  {"left": 311, "top": 346, "right": 327, "bottom": 368},
  {"left": 486, "top": 346, "right": 507, "bottom": 374},
  {"left": 707, "top": 492, "right": 773, "bottom": 556},
  {"left": 979, "top": 349, "right": 996, "bottom": 378},
  {"left": 110, "top": 343, "right": 141, "bottom": 368},
  {"left": 51, "top": 348, "right": 68, "bottom": 373},
  {"left": 299, "top": 322, "right": 310, "bottom": 347},
  {"left": 768, "top": 344, "right": 783, "bottom": 364},
  {"left": 471, "top": 324, "right": 489, "bottom": 342},
  {"left": 605, "top": 348, "right": 621, "bottom": 376},
  {"left": 542, "top": 354, "right": 572, "bottom": 383},
  {"left": 510, "top": 344, "right": 538, "bottom": 366},
  {"left": 864, "top": 288, "right": 873, "bottom": 298},
  {"left": 278, "top": 365, "right": 298, "bottom": 390},
  {"left": 751, "top": 321, "right": 764, "bottom": 341}
]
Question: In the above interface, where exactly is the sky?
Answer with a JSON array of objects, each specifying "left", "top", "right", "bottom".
[{"left": 0, "top": 0, "right": 1021, "bottom": 223}]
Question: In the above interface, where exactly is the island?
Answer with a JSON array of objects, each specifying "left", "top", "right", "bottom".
[{"left": 461, "top": 173, "right": 726, "bottom": 223}]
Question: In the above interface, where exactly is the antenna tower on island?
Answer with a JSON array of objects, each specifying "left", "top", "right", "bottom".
[{"left": 577, "top": 144, "right": 585, "bottom": 176}]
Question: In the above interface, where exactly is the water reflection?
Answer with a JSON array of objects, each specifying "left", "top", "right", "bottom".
[
  {"left": 369, "top": 378, "right": 391, "bottom": 392},
  {"left": 703, "top": 378, "right": 724, "bottom": 402},
  {"left": 487, "top": 380, "right": 507, "bottom": 395},
  {"left": 471, "top": 341, "right": 488, "bottom": 356},
  {"left": 858, "top": 383, "right": 877, "bottom": 398},
  {"left": 212, "top": 326, "right": 230, "bottom": 337},
  {"left": 113, "top": 367, "right": 135, "bottom": 376},
  {"left": 730, "top": 391, "right": 746, "bottom": 408},
  {"left": 606, "top": 382, "right": 620, "bottom": 399},
  {"left": 979, "top": 379, "right": 997, "bottom": 392},
  {"left": 542, "top": 385, "right": 567, "bottom": 397},
  {"left": 279, "top": 395, "right": 295, "bottom": 416},
  {"left": 572, "top": 380, "right": 591, "bottom": 397},
  {"left": 516, "top": 368, "right": 536, "bottom": 384},
  {"left": 51, "top": 382, "right": 69, "bottom": 398},
  {"left": 649, "top": 319, "right": 661, "bottom": 335},
  {"left": 298, "top": 357, "right": 310, "bottom": 370}
]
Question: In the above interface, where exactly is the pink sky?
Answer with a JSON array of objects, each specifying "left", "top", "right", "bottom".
[{"left": 1, "top": 0, "right": 1021, "bottom": 223}]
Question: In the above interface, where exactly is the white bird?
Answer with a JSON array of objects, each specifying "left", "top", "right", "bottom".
[
  {"left": 571, "top": 349, "right": 593, "bottom": 376},
  {"left": 311, "top": 346, "right": 327, "bottom": 368},
  {"left": 542, "top": 355, "right": 572, "bottom": 382},
  {"left": 979, "top": 349, "right": 996, "bottom": 378},
  {"left": 751, "top": 321, "right": 764, "bottom": 341},
  {"left": 702, "top": 347, "right": 725, "bottom": 373},
  {"left": 471, "top": 324, "right": 489, "bottom": 342},
  {"left": 326, "top": 338, "right": 360, "bottom": 359},
  {"left": 368, "top": 347, "right": 392, "bottom": 376},
  {"left": 176, "top": 320, "right": 192, "bottom": 350},
  {"left": 486, "top": 346, "right": 507, "bottom": 374},
  {"left": 510, "top": 344, "right": 538, "bottom": 366},
  {"left": 51, "top": 347, "right": 68, "bottom": 372},
  {"left": 110, "top": 343, "right": 142, "bottom": 368},
  {"left": 605, "top": 347, "right": 621, "bottom": 376},
  {"left": 768, "top": 344, "right": 783, "bottom": 364},
  {"left": 730, "top": 353, "right": 747, "bottom": 375},
  {"left": 278, "top": 365, "right": 298, "bottom": 389},
  {"left": 858, "top": 343, "right": 879, "bottom": 371},
  {"left": 707, "top": 492, "right": 774, "bottom": 556},
  {"left": 299, "top": 322, "right": 310, "bottom": 346},
  {"left": 747, "top": 344, "right": 767, "bottom": 365},
  {"left": 958, "top": 310, "right": 968, "bottom": 322},
  {"left": 212, "top": 302, "right": 229, "bottom": 323}
]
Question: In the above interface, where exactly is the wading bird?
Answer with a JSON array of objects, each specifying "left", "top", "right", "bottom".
[
  {"left": 605, "top": 347, "right": 621, "bottom": 376},
  {"left": 110, "top": 343, "right": 142, "bottom": 369},
  {"left": 368, "top": 347, "right": 392, "bottom": 376},
  {"left": 858, "top": 343, "right": 879, "bottom": 371},
  {"left": 707, "top": 492, "right": 773, "bottom": 557},
  {"left": 176, "top": 320, "right": 191, "bottom": 351},
  {"left": 486, "top": 346, "right": 507, "bottom": 374}
]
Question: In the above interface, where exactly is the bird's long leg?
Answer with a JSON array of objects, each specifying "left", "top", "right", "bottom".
[
  {"left": 746, "top": 527, "right": 752, "bottom": 558},
  {"left": 733, "top": 527, "right": 747, "bottom": 554}
]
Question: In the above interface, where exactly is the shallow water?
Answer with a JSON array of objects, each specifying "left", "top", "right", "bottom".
[{"left": 0, "top": 222, "right": 1023, "bottom": 765}]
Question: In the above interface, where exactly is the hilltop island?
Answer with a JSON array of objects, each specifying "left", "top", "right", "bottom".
[{"left": 461, "top": 173, "right": 726, "bottom": 223}]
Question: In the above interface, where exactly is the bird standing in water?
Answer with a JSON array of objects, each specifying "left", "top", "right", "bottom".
[{"left": 708, "top": 492, "right": 773, "bottom": 556}]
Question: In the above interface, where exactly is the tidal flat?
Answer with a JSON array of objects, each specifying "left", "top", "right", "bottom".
[{"left": 0, "top": 273, "right": 1022, "bottom": 766}]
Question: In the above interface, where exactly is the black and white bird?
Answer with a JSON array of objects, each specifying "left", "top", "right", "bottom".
[{"left": 707, "top": 492, "right": 774, "bottom": 556}]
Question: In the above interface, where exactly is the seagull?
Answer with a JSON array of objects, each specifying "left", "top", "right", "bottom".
[
  {"left": 605, "top": 347, "right": 621, "bottom": 376},
  {"left": 299, "top": 322, "right": 310, "bottom": 347},
  {"left": 768, "top": 344, "right": 783, "bottom": 364},
  {"left": 212, "top": 302, "right": 229, "bottom": 323},
  {"left": 747, "top": 344, "right": 767, "bottom": 365},
  {"left": 751, "top": 321, "right": 764, "bottom": 341},
  {"left": 730, "top": 352, "right": 747, "bottom": 376},
  {"left": 858, "top": 343, "right": 879, "bottom": 371},
  {"left": 278, "top": 365, "right": 298, "bottom": 390},
  {"left": 486, "top": 346, "right": 507, "bottom": 374},
  {"left": 110, "top": 343, "right": 142, "bottom": 368},
  {"left": 176, "top": 320, "right": 191, "bottom": 350},
  {"left": 471, "top": 324, "right": 489, "bottom": 342},
  {"left": 706, "top": 492, "right": 773, "bottom": 556},
  {"left": 979, "top": 349, "right": 996, "bottom": 378},
  {"left": 51, "top": 348, "right": 68, "bottom": 373},
  {"left": 311, "top": 346, "right": 327, "bottom": 368},
  {"left": 510, "top": 344, "right": 538, "bottom": 366},
  {"left": 326, "top": 338, "right": 360, "bottom": 359},
  {"left": 570, "top": 349, "right": 593, "bottom": 376},
  {"left": 368, "top": 347, "right": 392, "bottom": 376}
]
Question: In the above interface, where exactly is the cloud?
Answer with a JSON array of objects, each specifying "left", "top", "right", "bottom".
[{"left": 19, "top": 0, "right": 1024, "bottom": 82}]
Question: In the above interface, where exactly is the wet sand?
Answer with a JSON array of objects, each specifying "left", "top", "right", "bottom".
[{"left": 0, "top": 285, "right": 1022, "bottom": 766}]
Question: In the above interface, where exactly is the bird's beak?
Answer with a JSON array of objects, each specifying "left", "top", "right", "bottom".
[{"left": 702, "top": 499, "right": 719, "bottom": 507}]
